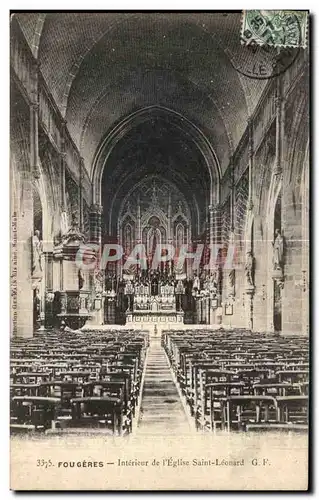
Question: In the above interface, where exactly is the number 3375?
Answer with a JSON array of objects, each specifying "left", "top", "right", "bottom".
[{"left": 36, "top": 459, "right": 53, "bottom": 468}]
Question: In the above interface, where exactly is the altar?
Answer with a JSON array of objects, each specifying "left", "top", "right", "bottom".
[{"left": 125, "top": 281, "right": 184, "bottom": 325}]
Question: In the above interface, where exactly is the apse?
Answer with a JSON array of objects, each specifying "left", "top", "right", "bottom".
[{"left": 101, "top": 113, "right": 211, "bottom": 240}]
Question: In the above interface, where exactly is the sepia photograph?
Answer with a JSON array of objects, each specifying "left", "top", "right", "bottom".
[{"left": 9, "top": 10, "right": 309, "bottom": 491}]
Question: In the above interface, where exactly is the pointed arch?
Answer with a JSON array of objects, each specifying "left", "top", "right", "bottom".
[{"left": 91, "top": 105, "right": 221, "bottom": 208}]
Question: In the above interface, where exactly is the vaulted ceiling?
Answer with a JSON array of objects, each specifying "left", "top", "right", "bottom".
[
  {"left": 101, "top": 116, "right": 211, "bottom": 235},
  {"left": 16, "top": 12, "right": 268, "bottom": 176}
]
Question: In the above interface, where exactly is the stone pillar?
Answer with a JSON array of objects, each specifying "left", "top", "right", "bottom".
[
  {"left": 30, "top": 61, "right": 40, "bottom": 180},
  {"left": 248, "top": 117, "right": 254, "bottom": 210},
  {"left": 30, "top": 104, "right": 40, "bottom": 180},
  {"left": 245, "top": 288, "right": 254, "bottom": 330},
  {"left": 274, "top": 76, "right": 284, "bottom": 177},
  {"left": 281, "top": 191, "right": 303, "bottom": 335},
  {"left": 186, "top": 225, "right": 191, "bottom": 278},
  {"left": 168, "top": 191, "right": 172, "bottom": 243},
  {"left": 209, "top": 205, "right": 214, "bottom": 246},
  {"left": 79, "top": 157, "right": 84, "bottom": 231},
  {"left": 229, "top": 159, "right": 235, "bottom": 233},
  {"left": 60, "top": 121, "right": 67, "bottom": 214},
  {"left": 137, "top": 195, "right": 141, "bottom": 243},
  {"left": 89, "top": 204, "right": 102, "bottom": 245},
  {"left": 252, "top": 221, "right": 268, "bottom": 332},
  {"left": 43, "top": 250, "right": 54, "bottom": 328},
  {"left": 16, "top": 173, "right": 34, "bottom": 338}
]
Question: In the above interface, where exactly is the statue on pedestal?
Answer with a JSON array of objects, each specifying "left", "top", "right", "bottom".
[
  {"left": 193, "top": 274, "right": 200, "bottom": 291},
  {"left": 208, "top": 275, "right": 218, "bottom": 298},
  {"left": 245, "top": 251, "right": 255, "bottom": 287},
  {"left": 272, "top": 229, "right": 284, "bottom": 271},
  {"left": 32, "top": 230, "right": 43, "bottom": 276}
]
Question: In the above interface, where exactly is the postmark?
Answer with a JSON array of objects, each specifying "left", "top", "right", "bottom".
[
  {"left": 226, "top": 42, "right": 301, "bottom": 81},
  {"left": 226, "top": 10, "right": 307, "bottom": 81},
  {"left": 242, "top": 10, "right": 308, "bottom": 49}
]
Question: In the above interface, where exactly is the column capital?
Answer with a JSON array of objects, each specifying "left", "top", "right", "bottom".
[
  {"left": 32, "top": 167, "right": 41, "bottom": 180},
  {"left": 90, "top": 203, "right": 103, "bottom": 215},
  {"left": 209, "top": 203, "right": 220, "bottom": 213},
  {"left": 30, "top": 101, "right": 39, "bottom": 112},
  {"left": 273, "top": 166, "right": 283, "bottom": 179}
]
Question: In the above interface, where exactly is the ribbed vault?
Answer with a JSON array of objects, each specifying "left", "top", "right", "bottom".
[
  {"left": 101, "top": 108, "right": 215, "bottom": 237},
  {"left": 15, "top": 12, "right": 269, "bottom": 175}
]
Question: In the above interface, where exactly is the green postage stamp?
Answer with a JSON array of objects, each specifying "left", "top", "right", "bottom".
[{"left": 242, "top": 10, "right": 308, "bottom": 48}]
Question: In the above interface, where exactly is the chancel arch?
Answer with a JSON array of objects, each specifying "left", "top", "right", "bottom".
[{"left": 92, "top": 105, "right": 221, "bottom": 211}]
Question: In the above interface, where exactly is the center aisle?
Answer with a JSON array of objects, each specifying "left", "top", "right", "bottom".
[{"left": 137, "top": 336, "right": 191, "bottom": 435}]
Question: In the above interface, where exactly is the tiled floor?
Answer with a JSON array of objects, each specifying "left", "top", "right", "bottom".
[{"left": 137, "top": 338, "right": 191, "bottom": 435}]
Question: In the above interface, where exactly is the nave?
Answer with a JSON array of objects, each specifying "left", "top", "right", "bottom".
[
  {"left": 10, "top": 328, "right": 308, "bottom": 437},
  {"left": 137, "top": 337, "right": 191, "bottom": 435}
]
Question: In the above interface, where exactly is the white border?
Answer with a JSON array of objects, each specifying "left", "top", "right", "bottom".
[{"left": 1, "top": 2, "right": 316, "bottom": 499}]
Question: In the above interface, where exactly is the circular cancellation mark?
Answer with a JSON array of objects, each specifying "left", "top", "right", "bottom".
[{"left": 228, "top": 11, "right": 302, "bottom": 80}]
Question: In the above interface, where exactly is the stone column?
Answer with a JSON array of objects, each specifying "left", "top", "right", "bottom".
[
  {"left": 274, "top": 76, "right": 284, "bottom": 177},
  {"left": 30, "top": 104, "right": 40, "bottom": 180},
  {"left": 281, "top": 191, "right": 303, "bottom": 335},
  {"left": 209, "top": 205, "right": 214, "bottom": 246},
  {"left": 168, "top": 191, "right": 172, "bottom": 243},
  {"left": 245, "top": 289, "right": 254, "bottom": 331},
  {"left": 16, "top": 172, "right": 34, "bottom": 338},
  {"left": 30, "top": 61, "right": 40, "bottom": 180},
  {"left": 229, "top": 159, "right": 235, "bottom": 233},
  {"left": 186, "top": 225, "right": 191, "bottom": 278},
  {"left": 79, "top": 157, "right": 84, "bottom": 231},
  {"left": 43, "top": 250, "right": 54, "bottom": 328},
  {"left": 137, "top": 195, "right": 141, "bottom": 243},
  {"left": 248, "top": 117, "right": 254, "bottom": 211},
  {"left": 214, "top": 205, "right": 221, "bottom": 246},
  {"left": 60, "top": 121, "right": 67, "bottom": 213}
]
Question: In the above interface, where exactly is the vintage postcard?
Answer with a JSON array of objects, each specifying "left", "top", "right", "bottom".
[{"left": 10, "top": 10, "right": 309, "bottom": 490}]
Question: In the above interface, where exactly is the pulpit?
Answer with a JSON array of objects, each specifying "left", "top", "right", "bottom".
[{"left": 53, "top": 214, "right": 94, "bottom": 329}]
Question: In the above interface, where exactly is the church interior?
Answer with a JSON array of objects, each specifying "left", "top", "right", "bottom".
[{"left": 10, "top": 13, "right": 309, "bottom": 437}]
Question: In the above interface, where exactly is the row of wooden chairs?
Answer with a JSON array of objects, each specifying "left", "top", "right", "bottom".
[
  {"left": 10, "top": 329, "right": 149, "bottom": 435},
  {"left": 163, "top": 329, "right": 309, "bottom": 433}
]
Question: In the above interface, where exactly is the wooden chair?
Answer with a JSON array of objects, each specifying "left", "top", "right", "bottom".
[
  {"left": 222, "top": 395, "right": 277, "bottom": 432},
  {"left": 205, "top": 382, "right": 245, "bottom": 432},
  {"left": 11, "top": 396, "right": 61, "bottom": 432},
  {"left": 276, "top": 395, "right": 308, "bottom": 425},
  {"left": 70, "top": 396, "right": 123, "bottom": 435}
]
